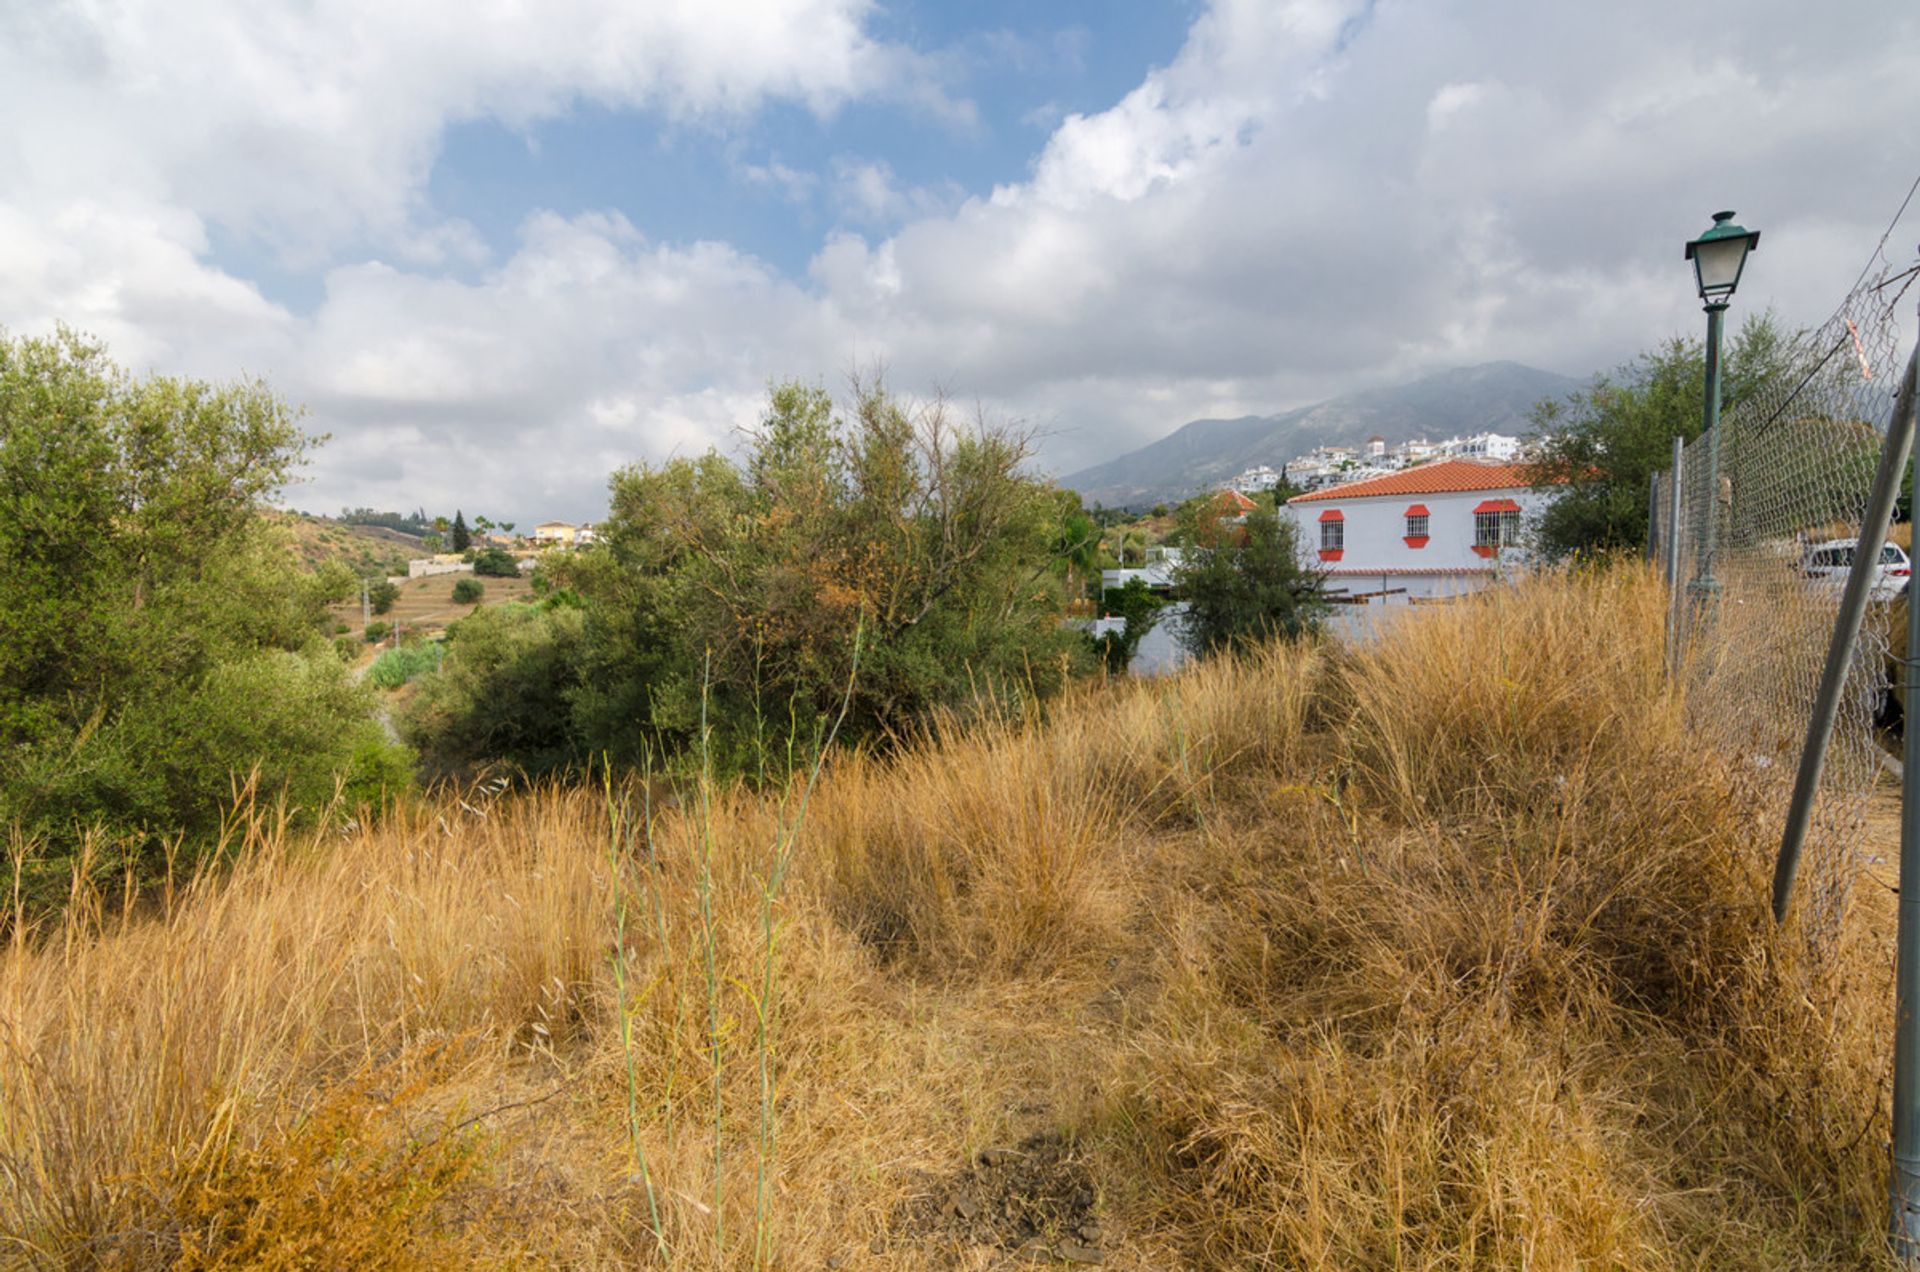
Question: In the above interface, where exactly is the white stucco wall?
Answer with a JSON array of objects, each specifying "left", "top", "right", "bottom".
[{"left": 1284, "top": 484, "right": 1556, "bottom": 602}]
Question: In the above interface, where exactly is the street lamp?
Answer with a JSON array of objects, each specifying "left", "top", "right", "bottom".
[{"left": 1683, "top": 210, "right": 1760, "bottom": 605}]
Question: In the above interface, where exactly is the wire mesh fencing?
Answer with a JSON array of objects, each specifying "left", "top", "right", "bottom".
[{"left": 1652, "top": 261, "right": 1919, "bottom": 946}]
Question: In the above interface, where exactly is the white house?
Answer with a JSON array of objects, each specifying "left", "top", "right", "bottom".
[
  {"left": 1101, "top": 546, "right": 1186, "bottom": 593},
  {"left": 532, "top": 521, "right": 577, "bottom": 545},
  {"left": 1283, "top": 459, "right": 1555, "bottom": 603},
  {"left": 1229, "top": 464, "right": 1282, "bottom": 493},
  {"left": 408, "top": 554, "right": 476, "bottom": 580},
  {"left": 1435, "top": 432, "right": 1521, "bottom": 462}
]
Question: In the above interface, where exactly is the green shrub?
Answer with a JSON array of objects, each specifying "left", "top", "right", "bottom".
[
  {"left": 368, "top": 641, "right": 445, "bottom": 689},
  {"left": 1092, "top": 577, "right": 1166, "bottom": 673},
  {"left": 2, "top": 646, "right": 409, "bottom": 867},
  {"left": 472, "top": 548, "right": 519, "bottom": 578},
  {"left": 451, "top": 577, "right": 484, "bottom": 604},
  {"left": 367, "top": 577, "right": 400, "bottom": 615},
  {"left": 400, "top": 603, "right": 586, "bottom": 775},
  {"left": 363, "top": 621, "right": 391, "bottom": 644},
  {"left": 0, "top": 328, "right": 407, "bottom": 872},
  {"left": 333, "top": 635, "right": 359, "bottom": 662},
  {"left": 333, "top": 621, "right": 350, "bottom": 635},
  {"left": 1171, "top": 503, "right": 1326, "bottom": 656}
]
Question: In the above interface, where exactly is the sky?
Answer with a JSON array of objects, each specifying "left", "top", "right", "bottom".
[{"left": 4, "top": 0, "right": 1919, "bottom": 525}]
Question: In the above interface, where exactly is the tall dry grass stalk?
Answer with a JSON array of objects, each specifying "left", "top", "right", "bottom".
[{"left": 0, "top": 562, "right": 1901, "bottom": 1267}]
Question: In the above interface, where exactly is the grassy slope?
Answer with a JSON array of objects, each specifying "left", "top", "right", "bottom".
[
  {"left": 276, "top": 512, "right": 427, "bottom": 580},
  {"left": 0, "top": 566, "right": 1898, "bottom": 1268},
  {"left": 332, "top": 571, "right": 539, "bottom": 644}
]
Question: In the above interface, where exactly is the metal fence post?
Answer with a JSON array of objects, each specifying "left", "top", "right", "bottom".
[
  {"left": 1774, "top": 346, "right": 1919, "bottom": 922},
  {"left": 1901, "top": 508, "right": 1920, "bottom": 1259},
  {"left": 1897, "top": 360, "right": 1920, "bottom": 1257},
  {"left": 1664, "top": 436, "right": 1686, "bottom": 678},
  {"left": 1646, "top": 472, "right": 1659, "bottom": 563},
  {"left": 1665, "top": 436, "right": 1684, "bottom": 586}
]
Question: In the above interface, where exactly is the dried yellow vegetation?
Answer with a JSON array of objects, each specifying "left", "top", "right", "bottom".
[{"left": 0, "top": 565, "right": 1898, "bottom": 1268}]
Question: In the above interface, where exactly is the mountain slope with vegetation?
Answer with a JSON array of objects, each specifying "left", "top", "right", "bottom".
[
  {"left": 1063, "top": 360, "right": 1583, "bottom": 509},
  {"left": 278, "top": 511, "right": 427, "bottom": 580},
  {"left": 2, "top": 568, "right": 1889, "bottom": 1267}
]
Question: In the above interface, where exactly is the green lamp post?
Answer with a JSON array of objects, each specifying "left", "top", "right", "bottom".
[{"left": 1683, "top": 210, "right": 1761, "bottom": 606}]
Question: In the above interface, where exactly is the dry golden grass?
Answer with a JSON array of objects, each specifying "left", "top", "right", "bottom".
[{"left": 0, "top": 563, "right": 1902, "bottom": 1268}]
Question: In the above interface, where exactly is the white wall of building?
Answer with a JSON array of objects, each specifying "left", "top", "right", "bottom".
[
  {"left": 408, "top": 556, "right": 476, "bottom": 579},
  {"left": 1284, "top": 484, "right": 1555, "bottom": 602}
]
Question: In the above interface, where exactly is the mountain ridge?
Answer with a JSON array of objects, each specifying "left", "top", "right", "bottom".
[{"left": 1060, "top": 361, "right": 1584, "bottom": 509}]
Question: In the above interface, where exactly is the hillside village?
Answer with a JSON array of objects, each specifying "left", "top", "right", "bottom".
[{"left": 1225, "top": 428, "right": 1526, "bottom": 495}]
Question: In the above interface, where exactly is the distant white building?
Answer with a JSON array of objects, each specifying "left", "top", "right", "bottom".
[
  {"left": 1436, "top": 432, "right": 1521, "bottom": 462},
  {"left": 1283, "top": 459, "right": 1556, "bottom": 603},
  {"left": 1392, "top": 438, "right": 1439, "bottom": 466},
  {"left": 1229, "top": 464, "right": 1282, "bottom": 493},
  {"left": 409, "top": 554, "right": 475, "bottom": 580},
  {"left": 1101, "top": 546, "right": 1186, "bottom": 594}
]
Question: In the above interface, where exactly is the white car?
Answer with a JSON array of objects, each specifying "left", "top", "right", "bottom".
[{"left": 1800, "top": 537, "right": 1911, "bottom": 601}]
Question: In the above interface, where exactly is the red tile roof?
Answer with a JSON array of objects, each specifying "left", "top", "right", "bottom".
[
  {"left": 1288, "top": 459, "right": 1536, "bottom": 503},
  {"left": 1321, "top": 565, "right": 1496, "bottom": 576},
  {"left": 1215, "top": 488, "right": 1258, "bottom": 513}
]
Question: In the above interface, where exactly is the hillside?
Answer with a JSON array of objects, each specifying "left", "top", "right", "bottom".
[
  {"left": 277, "top": 512, "right": 428, "bottom": 579},
  {"left": 1, "top": 568, "right": 1890, "bottom": 1267},
  {"left": 1062, "top": 360, "right": 1583, "bottom": 508}
]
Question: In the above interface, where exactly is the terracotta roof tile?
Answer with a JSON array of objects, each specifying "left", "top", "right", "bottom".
[{"left": 1288, "top": 459, "right": 1536, "bottom": 503}]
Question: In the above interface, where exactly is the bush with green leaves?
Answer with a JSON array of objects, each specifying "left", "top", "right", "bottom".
[
  {"left": 400, "top": 603, "right": 587, "bottom": 776},
  {"left": 363, "top": 621, "right": 392, "bottom": 644},
  {"left": 367, "top": 576, "right": 400, "bottom": 615},
  {"left": 540, "top": 378, "right": 1088, "bottom": 773},
  {"left": 451, "top": 577, "right": 484, "bottom": 604},
  {"left": 368, "top": 641, "right": 446, "bottom": 689},
  {"left": 0, "top": 328, "right": 408, "bottom": 866},
  {"left": 472, "top": 548, "right": 520, "bottom": 577},
  {"left": 1171, "top": 502, "right": 1326, "bottom": 656},
  {"left": 1527, "top": 314, "right": 1791, "bottom": 559},
  {"left": 1091, "top": 578, "right": 1166, "bottom": 674}
]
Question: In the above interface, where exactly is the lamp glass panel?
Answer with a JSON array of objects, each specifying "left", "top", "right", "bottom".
[{"left": 1693, "top": 236, "right": 1748, "bottom": 296}]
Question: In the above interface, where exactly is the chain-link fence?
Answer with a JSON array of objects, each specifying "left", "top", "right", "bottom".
[{"left": 1652, "top": 260, "right": 1920, "bottom": 943}]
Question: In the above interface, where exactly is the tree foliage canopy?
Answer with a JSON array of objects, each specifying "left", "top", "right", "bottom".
[
  {"left": 1171, "top": 501, "right": 1325, "bottom": 656},
  {"left": 407, "top": 380, "right": 1090, "bottom": 778},
  {"left": 0, "top": 328, "right": 406, "bottom": 862},
  {"left": 1526, "top": 313, "right": 1792, "bottom": 559},
  {"left": 1093, "top": 578, "right": 1165, "bottom": 673}
]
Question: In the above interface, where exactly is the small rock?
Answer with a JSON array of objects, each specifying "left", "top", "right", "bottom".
[
  {"left": 1077, "top": 1223, "right": 1101, "bottom": 1242},
  {"left": 979, "top": 1147, "right": 1027, "bottom": 1166},
  {"left": 953, "top": 1194, "right": 980, "bottom": 1220},
  {"left": 1056, "top": 1242, "right": 1105, "bottom": 1265},
  {"left": 869, "top": 1236, "right": 886, "bottom": 1255},
  {"left": 826, "top": 1257, "right": 846, "bottom": 1269},
  {"left": 1073, "top": 1188, "right": 1095, "bottom": 1209}
]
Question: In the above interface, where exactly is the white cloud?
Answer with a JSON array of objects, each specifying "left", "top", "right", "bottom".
[
  {"left": 1426, "top": 81, "right": 1488, "bottom": 130},
  {"left": 828, "top": 158, "right": 958, "bottom": 227},
  {"left": 0, "top": 0, "right": 946, "bottom": 264},
  {"left": 738, "top": 158, "right": 822, "bottom": 205},
  {"left": 5, "top": 0, "right": 1920, "bottom": 523}
]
